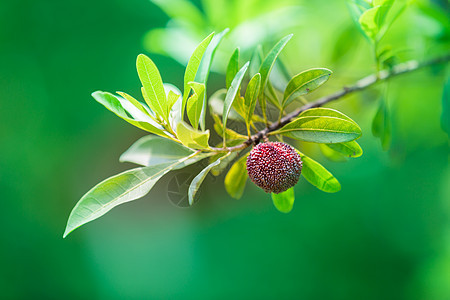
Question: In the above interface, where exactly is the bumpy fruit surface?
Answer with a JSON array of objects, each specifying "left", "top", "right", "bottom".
[{"left": 246, "top": 142, "right": 302, "bottom": 194}]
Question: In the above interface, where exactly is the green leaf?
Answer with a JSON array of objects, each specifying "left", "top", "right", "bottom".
[
  {"left": 223, "top": 62, "right": 250, "bottom": 145},
  {"left": 182, "top": 32, "right": 214, "bottom": 118},
  {"left": 372, "top": 98, "right": 391, "bottom": 150},
  {"left": 225, "top": 153, "right": 249, "bottom": 199},
  {"left": 209, "top": 89, "right": 243, "bottom": 121},
  {"left": 92, "top": 91, "right": 167, "bottom": 137},
  {"left": 271, "top": 188, "right": 295, "bottom": 213},
  {"left": 249, "top": 45, "right": 264, "bottom": 78},
  {"left": 176, "top": 121, "right": 210, "bottom": 149},
  {"left": 319, "top": 144, "right": 348, "bottom": 162},
  {"left": 258, "top": 34, "right": 293, "bottom": 116},
  {"left": 186, "top": 82, "right": 205, "bottom": 130},
  {"left": 272, "top": 108, "right": 362, "bottom": 143},
  {"left": 210, "top": 151, "right": 239, "bottom": 176},
  {"left": 244, "top": 73, "right": 261, "bottom": 125},
  {"left": 188, "top": 152, "right": 231, "bottom": 205},
  {"left": 119, "top": 135, "right": 194, "bottom": 166},
  {"left": 165, "top": 83, "right": 183, "bottom": 131},
  {"left": 324, "top": 141, "right": 363, "bottom": 157},
  {"left": 116, "top": 91, "right": 152, "bottom": 118},
  {"left": 136, "top": 54, "right": 168, "bottom": 121},
  {"left": 226, "top": 48, "right": 240, "bottom": 89},
  {"left": 212, "top": 114, "right": 247, "bottom": 141},
  {"left": 283, "top": 68, "right": 333, "bottom": 107},
  {"left": 63, "top": 153, "right": 202, "bottom": 238},
  {"left": 358, "top": 0, "right": 393, "bottom": 41},
  {"left": 298, "top": 152, "right": 341, "bottom": 193},
  {"left": 196, "top": 28, "right": 229, "bottom": 131}
]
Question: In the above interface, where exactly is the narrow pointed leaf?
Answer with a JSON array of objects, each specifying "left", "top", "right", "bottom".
[
  {"left": 223, "top": 62, "right": 249, "bottom": 145},
  {"left": 136, "top": 54, "right": 168, "bottom": 121},
  {"left": 116, "top": 91, "right": 151, "bottom": 117},
  {"left": 283, "top": 68, "right": 333, "bottom": 107},
  {"left": 63, "top": 153, "right": 201, "bottom": 238},
  {"left": 188, "top": 152, "right": 231, "bottom": 205},
  {"left": 186, "top": 82, "right": 205, "bottom": 129},
  {"left": 226, "top": 48, "right": 240, "bottom": 89},
  {"left": 92, "top": 91, "right": 167, "bottom": 137},
  {"left": 298, "top": 151, "right": 341, "bottom": 193},
  {"left": 176, "top": 121, "right": 210, "bottom": 149},
  {"left": 271, "top": 188, "right": 295, "bottom": 213},
  {"left": 225, "top": 153, "right": 248, "bottom": 199},
  {"left": 258, "top": 34, "right": 293, "bottom": 116},
  {"left": 245, "top": 73, "right": 261, "bottom": 125},
  {"left": 182, "top": 32, "right": 214, "bottom": 117},
  {"left": 372, "top": 98, "right": 391, "bottom": 150}
]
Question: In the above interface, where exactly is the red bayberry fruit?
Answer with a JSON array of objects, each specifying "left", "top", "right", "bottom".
[{"left": 246, "top": 142, "right": 302, "bottom": 194}]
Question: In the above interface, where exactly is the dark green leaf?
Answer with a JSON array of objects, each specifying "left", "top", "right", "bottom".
[
  {"left": 272, "top": 108, "right": 362, "bottom": 143},
  {"left": 283, "top": 68, "right": 332, "bottom": 107},
  {"left": 271, "top": 188, "right": 295, "bottom": 213},
  {"left": 372, "top": 98, "right": 391, "bottom": 150}
]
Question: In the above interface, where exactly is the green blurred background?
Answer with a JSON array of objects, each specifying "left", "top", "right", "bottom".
[{"left": 1, "top": 0, "right": 449, "bottom": 299}]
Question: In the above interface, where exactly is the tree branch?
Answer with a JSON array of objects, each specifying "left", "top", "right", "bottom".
[{"left": 211, "top": 54, "right": 450, "bottom": 152}]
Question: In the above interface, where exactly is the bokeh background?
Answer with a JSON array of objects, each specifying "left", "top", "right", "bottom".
[{"left": 1, "top": 0, "right": 449, "bottom": 299}]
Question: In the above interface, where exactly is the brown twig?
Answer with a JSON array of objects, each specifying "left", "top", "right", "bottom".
[{"left": 209, "top": 54, "right": 450, "bottom": 152}]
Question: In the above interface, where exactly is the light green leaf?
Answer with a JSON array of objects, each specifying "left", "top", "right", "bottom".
[
  {"left": 319, "top": 144, "right": 348, "bottom": 162},
  {"left": 225, "top": 153, "right": 249, "bottom": 199},
  {"left": 249, "top": 45, "right": 264, "bottom": 78},
  {"left": 186, "top": 82, "right": 205, "bottom": 130},
  {"left": 258, "top": 34, "right": 293, "bottom": 116},
  {"left": 272, "top": 108, "right": 362, "bottom": 144},
  {"left": 182, "top": 32, "right": 214, "bottom": 118},
  {"left": 116, "top": 91, "right": 152, "bottom": 117},
  {"left": 209, "top": 89, "right": 243, "bottom": 121},
  {"left": 358, "top": 0, "right": 393, "bottom": 41},
  {"left": 210, "top": 151, "right": 239, "bottom": 176},
  {"left": 119, "top": 135, "right": 194, "bottom": 166},
  {"left": 324, "top": 141, "right": 363, "bottom": 157},
  {"left": 223, "top": 62, "right": 250, "bottom": 145},
  {"left": 136, "top": 54, "right": 168, "bottom": 121},
  {"left": 167, "top": 90, "right": 180, "bottom": 116},
  {"left": 226, "top": 48, "right": 240, "bottom": 89},
  {"left": 271, "top": 188, "right": 295, "bottom": 213},
  {"left": 63, "top": 152, "right": 202, "bottom": 238},
  {"left": 196, "top": 28, "right": 229, "bottom": 131},
  {"left": 298, "top": 152, "right": 341, "bottom": 193},
  {"left": 212, "top": 114, "right": 247, "bottom": 141},
  {"left": 245, "top": 73, "right": 261, "bottom": 125},
  {"left": 92, "top": 91, "right": 167, "bottom": 137},
  {"left": 283, "top": 68, "right": 333, "bottom": 107},
  {"left": 188, "top": 152, "right": 231, "bottom": 205},
  {"left": 176, "top": 121, "right": 210, "bottom": 149}
]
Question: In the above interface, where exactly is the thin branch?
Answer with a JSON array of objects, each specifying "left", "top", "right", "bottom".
[{"left": 210, "top": 54, "right": 450, "bottom": 153}]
